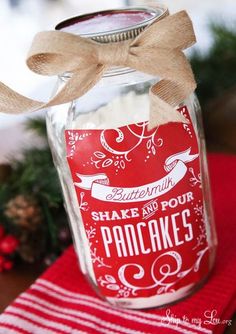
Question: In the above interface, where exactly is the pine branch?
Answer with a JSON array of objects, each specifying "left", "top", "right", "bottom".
[{"left": 9, "top": 147, "right": 62, "bottom": 207}]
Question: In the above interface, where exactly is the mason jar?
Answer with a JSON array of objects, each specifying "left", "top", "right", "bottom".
[{"left": 46, "top": 5, "right": 217, "bottom": 309}]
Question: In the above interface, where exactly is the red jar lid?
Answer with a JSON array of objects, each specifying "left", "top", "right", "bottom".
[{"left": 56, "top": 6, "right": 168, "bottom": 43}]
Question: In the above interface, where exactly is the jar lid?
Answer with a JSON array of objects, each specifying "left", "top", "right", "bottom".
[{"left": 56, "top": 6, "right": 168, "bottom": 43}]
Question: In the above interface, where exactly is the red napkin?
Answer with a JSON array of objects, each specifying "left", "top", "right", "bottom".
[{"left": 0, "top": 154, "right": 235, "bottom": 334}]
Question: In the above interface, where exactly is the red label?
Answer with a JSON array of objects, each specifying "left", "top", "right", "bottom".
[{"left": 65, "top": 106, "right": 209, "bottom": 300}]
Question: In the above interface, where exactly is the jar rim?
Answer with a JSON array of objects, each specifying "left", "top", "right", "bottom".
[{"left": 55, "top": 5, "right": 168, "bottom": 43}]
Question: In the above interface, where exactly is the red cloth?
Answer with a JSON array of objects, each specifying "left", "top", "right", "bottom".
[{"left": 0, "top": 154, "right": 235, "bottom": 334}]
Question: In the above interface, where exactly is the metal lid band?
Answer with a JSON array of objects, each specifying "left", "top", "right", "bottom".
[{"left": 56, "top": 5, "right": 169, "bottom": 43}]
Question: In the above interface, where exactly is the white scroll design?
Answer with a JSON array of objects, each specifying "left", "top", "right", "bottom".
[{"left": 98, "top": 247, "right": 209, "bottom": 296}]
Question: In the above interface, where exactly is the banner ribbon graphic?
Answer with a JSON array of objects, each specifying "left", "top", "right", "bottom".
[{"left": 74, "top": 148, "right": 198, "bottom": 203}]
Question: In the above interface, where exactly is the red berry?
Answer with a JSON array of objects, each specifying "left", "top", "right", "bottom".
[
  {"left": 0, "top": 235, "right": 19, "bottom": 254},
  {"left": 0, "top": 226, "right": 5, "bottom": 240},
  {"left": 3, "top": 260, "right": 13, "bottom": 271}
]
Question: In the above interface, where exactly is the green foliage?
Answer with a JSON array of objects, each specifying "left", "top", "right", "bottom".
[
  {"left": 25, "top": 117, "right": 48, "bottom": 138},
  {"left": 9, "top": 147, "right": 62, "bottom": 207},
  {"left": 191, "top": 23, "right": 236, "bottom": 108},
  {"left": 0, "top": 117, "right": 69, "bottom": 261},
  {"left": 0, "top": 118, "right": 62, "bottom": 207}
]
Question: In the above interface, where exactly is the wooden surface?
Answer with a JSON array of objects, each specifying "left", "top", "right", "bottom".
[{"left": 0, "top": 262, "right": 43, "bottom": 313}]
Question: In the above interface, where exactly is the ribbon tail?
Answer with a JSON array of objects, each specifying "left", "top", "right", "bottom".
[
  {"left": 0, "top": 82, "right": 44, "bottom": 114},
  {"left": 0, "top": 64, "right": 106, "bottom": 115},
  {"left": 148, "top": 83, "right": 189, "bottom": 130},
  {"left": 148, "top": 55, "right": 197, "bottom": 130},
  {"left": 44, "top": 65, "right": 106, "bottom": 109}
]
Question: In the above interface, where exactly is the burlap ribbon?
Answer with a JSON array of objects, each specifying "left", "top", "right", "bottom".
[{"left": 0, "top": 10, "right": 196, "bottom": 129}]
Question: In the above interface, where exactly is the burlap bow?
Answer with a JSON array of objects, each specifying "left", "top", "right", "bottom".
[{"left": 0, "top": 10, "right": 196, "bottom": 129}]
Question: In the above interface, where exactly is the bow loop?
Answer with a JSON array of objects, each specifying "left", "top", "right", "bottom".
[
  {"left": 27, "top": 31, "right": 98, "bottom": 75},
  {"left": 132, "top": 10, "right": 196, "bottom": 50}
]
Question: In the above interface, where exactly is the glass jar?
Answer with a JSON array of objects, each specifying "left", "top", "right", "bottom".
[{"left": 46, "top": 6, "right": 217, "bottom": 309}]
